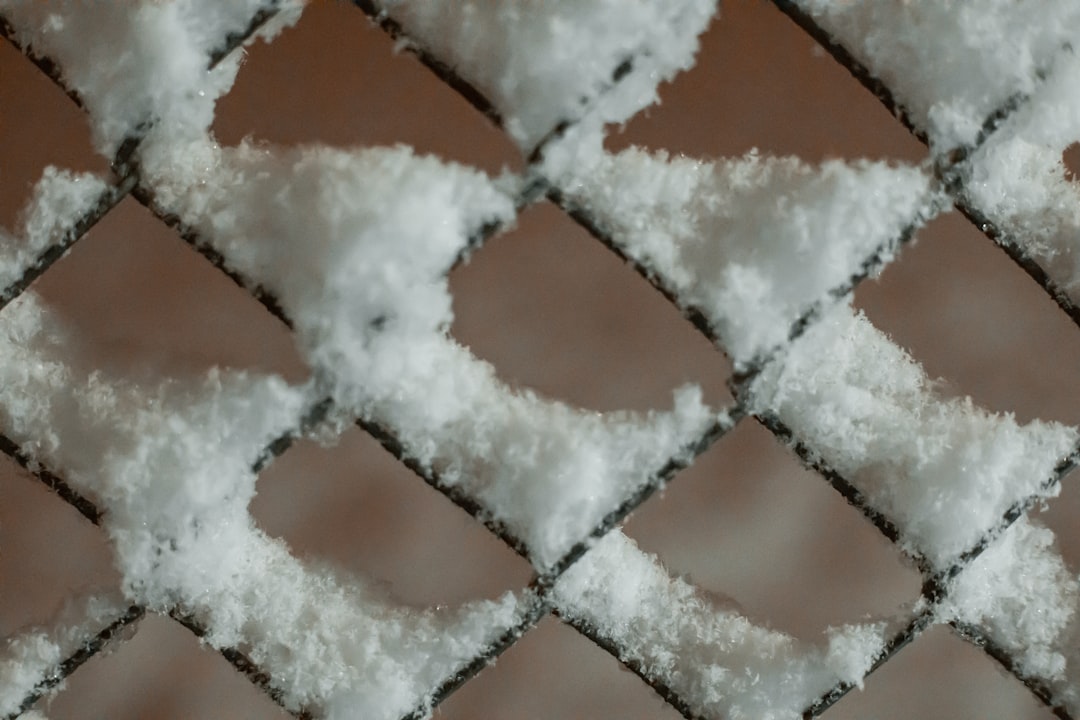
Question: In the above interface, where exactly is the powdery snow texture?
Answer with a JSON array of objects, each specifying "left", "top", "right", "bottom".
[
  {"left": 144, "top": 139, "right": 722, "bottom": 569},
  {"left": 962, "top": 52, "right": 1080, "bottom": 308},
  {"left": 0, "top": 0, "right": 304, "bottom": 155},
  {"left": 0, "top": 168, "right": 109, "bottom": 293},
  {"left": 554, "top": 532, "right": 887, "bottom": 720},
  {"left": 7, "top": 0, "right": 1080, "bottom": 717},
  {"left": 940, "top": 517, "right": 1080, "bottom": 716},
  {"left": 0, "top": 593, "right": 129, "bottom": 716},
  {"left": 373, "top": 0, "right": 717, "bottom": 150},
  {"left": 0, "top": 293, "right": 525, "bottom": 719},
  {"left": 795, "top": 0, "right": 1080, "bottom": 151},
  {"left": 750, "top": 304, "right": 1078, "bottom": 570},
  {"left": 550, "top": 147, "right": 934, "bottom": 366}
]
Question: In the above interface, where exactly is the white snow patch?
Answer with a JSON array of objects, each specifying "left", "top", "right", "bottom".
[
  {"left": 142, "top": 137, "right": 719, "bottom": 569},
  {"left": 939, "top": 517, "right": 1080, "bottom": 711},
  {"left": 553, "top": 532, "right": 887, "bottom": 720},
  {"left": 0, "top": 293, "right": 526, "bottom": 719},
  {"left": 794, "top": 0, "right": 1080, "bottom": 150},
  {"left": 549, "top": 147, "right": 934, "bottom": 366},
  {"left": 0, "top": 592, "right": 129, "bottom": 716},
  {"left": 372, "top": 0, "right": 717, "bottom": 149},
  {"left": 962, "top": 52, "right": 1080, "bottom": 305},
  {"left": 749, "top": 303, "right": 1079, "bottom": 570},
  {"left": 0, "top": 167, "right": 109, "bottom": 292},
  {"left": 1, "top": 0, "right": 304, "bottom": 155}
]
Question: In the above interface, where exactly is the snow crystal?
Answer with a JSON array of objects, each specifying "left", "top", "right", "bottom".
[
  {"left": 0, "top": 293, "right": 526, "bottom": 719},
  {"left": 0, "top": 167, "right": 109, "bottom": 293},
  {"left": 939, "top": 517, "right": 1080, "bottom": 713},
  {"left": 372, "top": 0, "right": 717, "bottom": 150},
  {"left": 142, "top": 137, "right": 721, "bottom": 569},
  {"left": 553, "top": 532, "right": 886, "bottom": 720},
  {"left": 749, "top": 303, "right": 1079, "bottom": 570},
  {"left": 962, "top": 52, "right": 1080, "bottom": 304},
  {"left": 795, "top": 0, "right": 1080, "bottom": 150},
  {"left": 549, "top": 147, "right": 935, "bottom": 366},
  {"left": 1, "top": 0, "right": 304, "bottom": 155},
  {"left": 0, "top": 592, "right": 129, "bottom": 716}
]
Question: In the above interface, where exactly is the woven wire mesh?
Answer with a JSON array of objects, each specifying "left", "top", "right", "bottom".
[{"left": 3, "top": 2, "right": 1080, "bottom": 719}]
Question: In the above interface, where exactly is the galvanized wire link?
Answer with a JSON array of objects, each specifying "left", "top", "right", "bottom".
[{"left": 5, "top": 3, "right": 1080, "bottom": 719}]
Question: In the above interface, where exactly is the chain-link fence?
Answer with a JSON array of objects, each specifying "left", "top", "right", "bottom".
[{"left": 3, "top": 2, "right": 1080, "bottom": 719}]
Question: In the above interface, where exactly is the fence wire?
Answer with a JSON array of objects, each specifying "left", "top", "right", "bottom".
[{"left": 2, "top": 3, "right": 1079, "bottom": 720}]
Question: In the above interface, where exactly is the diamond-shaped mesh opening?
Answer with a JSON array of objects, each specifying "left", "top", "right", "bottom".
[
  {"left": 623, "top": 419, "right": 920, "bottom": 642},
  {"left": 0, "top": 41, "right": 108, "bottom": 233},
  {"left": 1064, "top": 142, "right": 1080, "bottom": 183},
  {"left": 823, "top": 626, "right": 1057, "bottom": 720},
  {"left": 251, "top": 426, "right": 531, "bottom": 609},
  {"left": 0, "top": 458, "right": 118, "bottom": 637},
  {"left": 1032, "top": 466, "right": 1080, "bottom": 575},
  {"left": 606, "top": 1, "right": 925, "bottom": 164},
  {"left": 29, "top": 197, "right": 308, "bottom": 382},
  {"left": 435, "top": 616, "right": 684, "bottom": 720},
  {"left": 213, "top": 1, "right": 520, "bottom": 177},
  {"left": 449, "top": 201, "right": 732, "bottom": 413},
  {"left": 36, "top": 613, "right": 292, "bottom": 720},
  {"left": 854, "top": 210, "right": 1080, "bottom": 426}
]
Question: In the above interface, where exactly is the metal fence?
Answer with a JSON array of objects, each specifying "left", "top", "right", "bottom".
[{"left": 2, "top": 2, "right": 1080, "bottom": 718}]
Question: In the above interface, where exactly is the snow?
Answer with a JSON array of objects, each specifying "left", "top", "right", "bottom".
[
  {"left": 0, "top": 0, "right": 304, "bottom": 155},
  {"left": 0, "top": 167, "right": 109, "bottom": 293},
  {"left": 749, "top": 303, "right": 1079, "bottom": 570},
  {"left": 0, "top": 592, "right": 129, "bottom": 716},
  {"left": 0, "top": 292, "right": 526, "bottom": 719},
  {"left": 372, "top": 0, "right": 717, "bottom": 150},
  {"left": 794, "top": 0, "right": 1080, "bottom": 151},
  {"left": 939, "top": 517, "right": 1080, "bottom": 714},
  {"left": 548, "top": 147, "right": 935, "bottom": 366},
  {"left": 553, "top": 532, "right": 887, "bottom": 720},
  {"left": 961, "top": 52, "right": 1080, "bottom": 305},
  {"left": 7, "top": 0, "right": 1080, "bottom": 715},
  {"left": 141, "top": 137, "right": 722, "bottom": 570}
]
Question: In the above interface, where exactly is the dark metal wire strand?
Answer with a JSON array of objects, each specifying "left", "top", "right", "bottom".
[{"left": 2, "top": 605, "right": 146, "bottom": 720}]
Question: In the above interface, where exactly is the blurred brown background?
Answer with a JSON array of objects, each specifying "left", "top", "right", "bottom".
[{"left": 3, "top": 2, "right": 1080, "bottom": 718}]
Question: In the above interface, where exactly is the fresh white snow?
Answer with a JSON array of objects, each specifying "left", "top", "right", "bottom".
[
  {"left": 794, "top": 0, "right": 1080, "bottom": 151},
  {"left": 0, "top": 0, "right": 303, "bottom": 155},
  {"left": 0, "top": 168, "right": 109, "bottom": 293},
  {"left": 939, "top": 517, "right": 1080, "bottom": 715},
  {"left": 554, "top": 531, "right": 888, "bottom": 720},
  {"left": 548, "top": 146, "right": 936, "bottom": 366},
  {"left": 6, "top": 0, "right": 1080, "bottom": 716},
  {"left": 142, "top": 137, "right": 722, "bottom": 570},
  {"left": 749, "top": 303, "right": 1079, "bottom": 570},
  {"left": 0, "top": 292, "right": 526, "bottom": 719},
  {"left": 0, "top": 592, "right": 130, "bottom": 716},
  {"left": 962, "top": 52, "right": 1080, "bottom": 306},
  {"left": 372, "top": 0, "right": 717, "bottom": 150}
]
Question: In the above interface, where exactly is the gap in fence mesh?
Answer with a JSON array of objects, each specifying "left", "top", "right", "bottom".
[
  {"left": 448, "top": 201, "right": 733, "bottom": 415},
  {"left": 821, "top": 625, "right": 1056, "bottom": 720},
  {"left": 0, "top": 39, "right": 109, "bottom": 234},
  {"left": 852, "top": 209, "right": 1080, "bottom": 427},
  {"left": 29, "top": 197, "right": 310, "bottom": 384},
  {"left": 434, "top": 614, "right": 683, "bottom": 720},
  {"left": 603, "top": 0, "right": 925, "bottom": 165},
  {"left": 622, "top": 419, "right": 920, "bottom": 643},
  {"left": 1032, "top": 465, "right": 1080, "bottom": 581},
  {"left": 38, "top": 612, "right": 292, "bottom": 720},
  {"left": 250, "top": 425, "right": 532, "bottom": 609},
  {"left": 212, "top": 0, "right": 521, "bottom": 178},
  {"left": 0, "top": 457, "right": 119, "bottom": 637}
]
